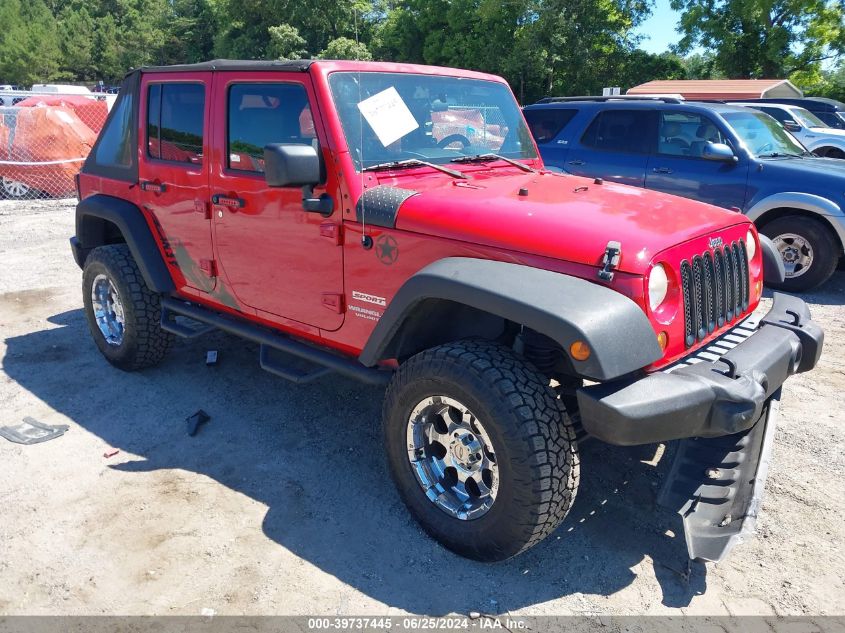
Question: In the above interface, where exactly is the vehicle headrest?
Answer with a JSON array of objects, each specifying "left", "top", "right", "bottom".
[{"left": 661, "top": 121, "right": 682, "bottom": 137}]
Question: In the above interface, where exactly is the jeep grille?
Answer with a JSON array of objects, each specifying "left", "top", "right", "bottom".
[{"left": 680, "top": 240, "right": 749, "bottom": 348}]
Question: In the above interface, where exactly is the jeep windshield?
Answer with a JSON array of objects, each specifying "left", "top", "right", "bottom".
[
  {"left": 328, "top": 72, "right": 537, "bottom": 171},
  {"left": 723, "top": 110, "right": 810, "bottom": 158}
]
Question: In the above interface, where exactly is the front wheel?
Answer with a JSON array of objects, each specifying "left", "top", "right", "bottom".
[
  {"left": 760, "top": 215, "right": 838, "bottom": 292},
  {"left": 382, "top": 340, "right": 579, "bottom": 561}
]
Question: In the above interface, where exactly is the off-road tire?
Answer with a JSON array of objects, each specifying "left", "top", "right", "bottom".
[
  {"left": 383, "top": 340, "right": 579, "bottom": 561},
  {"left": 82, "top": 244, "right": 173, "bottom": 370},
  {"left": 760, "top": 215, "right": 839, "bottom": 292}
]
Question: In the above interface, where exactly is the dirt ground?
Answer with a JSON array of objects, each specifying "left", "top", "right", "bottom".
[{"left": 0, "top": 198, "right": 843, "bottom": 617}]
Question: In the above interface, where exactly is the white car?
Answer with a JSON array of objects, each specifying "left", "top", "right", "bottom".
[
  {"left": 29, "top": 83, "right": 92, "bottom": 95},
  {"left": 733, "top": 102, "right": 845, "bottom": 159}
]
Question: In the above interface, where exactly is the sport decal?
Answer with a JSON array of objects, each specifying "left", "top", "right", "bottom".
[{"left": 352, "top": 291, "right": 387, "bottom": 307}]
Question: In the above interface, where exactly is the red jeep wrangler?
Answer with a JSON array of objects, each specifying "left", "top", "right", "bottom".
[{"left": 71, "top": 60, "right": 823, "bottom": 563}]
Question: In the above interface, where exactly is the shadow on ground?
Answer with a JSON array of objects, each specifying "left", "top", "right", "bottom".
[{"left": 2, "top": 306, "right": 717, "bottom": 614}]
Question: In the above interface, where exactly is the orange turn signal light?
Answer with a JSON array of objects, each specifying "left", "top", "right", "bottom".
[
  {"left": 569, "top": 340, "right": 591, "bottom": 361},
  {"left": 657, "top": 331, "right": 668, "bottom": 350}
]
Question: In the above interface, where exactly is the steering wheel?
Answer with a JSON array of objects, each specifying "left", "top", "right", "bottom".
[
  {"left": 756, "top": 141, "right": 773, "bottom": 154},
  {"left": 437, "top": 134, "right": 471, "bottom": 149}
]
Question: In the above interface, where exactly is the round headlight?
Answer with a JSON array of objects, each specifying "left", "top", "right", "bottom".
[
  {"left": 746, "top": 229, "right": 757, "bottom": 261},
  {"left": 648, "top": 264, "right": 669, "bottom": 311}
]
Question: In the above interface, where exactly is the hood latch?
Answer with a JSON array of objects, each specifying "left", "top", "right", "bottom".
[{"left": 598, "top": 241, "right": 622, "bottom": 281}]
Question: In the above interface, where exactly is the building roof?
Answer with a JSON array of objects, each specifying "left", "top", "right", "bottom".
[{"left": 627, "top": 79, "right": 802, "bottom": 100}]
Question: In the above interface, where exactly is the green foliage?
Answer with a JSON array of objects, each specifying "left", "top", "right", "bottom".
[
  {"left": 2, "top": 0, "right": 837, "bottom": 103},
  {"left": 268, "top": 24, "right": 309, "bottom": 60},
  {"left": 671, "top": 0, "right": 845, "bottom": 79},
  {"left": 320, "top": 37, "right": 373, "bottom": 61},
  {"left": 0, "top": 0, "right": 62, "bottom": 85}
]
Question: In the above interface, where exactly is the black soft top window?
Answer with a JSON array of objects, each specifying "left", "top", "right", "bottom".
[
  {"left": 523, "top": 108, "right": 577, "bottom": 144},
  {"left": 83, "top": 71, "right": 139, "bottom": 182}
]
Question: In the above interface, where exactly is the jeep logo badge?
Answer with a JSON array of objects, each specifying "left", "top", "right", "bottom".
[{"left": 709, "top": 237, "right": 724, "bottom": 249}]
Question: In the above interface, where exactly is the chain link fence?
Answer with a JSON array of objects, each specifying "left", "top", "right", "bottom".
[
  {"left": 431, "top": 105, "right": 510, "bottom": 151},
  {"left": 0, "top": 92, "right": 113, "bottom": 200}
]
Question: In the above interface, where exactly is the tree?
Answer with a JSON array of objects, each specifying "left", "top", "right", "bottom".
[
  {"left": 320, "top": 37, "right": 372, "bottom": 60},
  {"left": 57, "top": 3, "right": 96, "bottom": 80},
  {"left": 671, "top": 0, "right": 845, "bottom": 78},
  {"left": 0, "top": 0, "right": 62, "bottom": 85},
  {"left": 267, "top": 24, "right": 310, "bottom": 60}
]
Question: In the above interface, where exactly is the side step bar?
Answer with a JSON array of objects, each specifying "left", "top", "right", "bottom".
[{"left": 160, "top": 296, "right": 392, "bottom": 386}]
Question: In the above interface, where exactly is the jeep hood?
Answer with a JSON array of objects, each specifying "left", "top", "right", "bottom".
[{"left": 385, "top": 170, "right": 747, "bottom": 275}]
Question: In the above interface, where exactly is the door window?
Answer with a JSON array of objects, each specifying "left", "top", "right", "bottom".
[
  {"left": 656, "top": 111, "right": 727, "bottom": 157},
  {"left": 147, "top": 83, "right": 205, "bottom": 163},
  {"left": 580, "top": 110, "right": 653, "bottom": 154},
  {"left": 227, "top": 83, "right": 316, "bottom": 173},
  {"left": 757, "top": 107, "right": 791, "bottom": 125},
  {"left": 524, "top": 108, "right": 577, "bottom": 144}
]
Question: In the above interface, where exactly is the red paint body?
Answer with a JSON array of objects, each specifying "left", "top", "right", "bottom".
[{"left": 78, "top": 61, "right": 763, "bottom": 372}]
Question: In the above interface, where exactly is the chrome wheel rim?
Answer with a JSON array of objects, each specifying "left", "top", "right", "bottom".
[
  {"left": 773, "top": 233, "right": 814, "bottom": 278},
  {"left": 2, "top": 177, "right": 30, "bottom": 198},
  {"left": 406, "top": 395, "right": 499, "bottom": 520},
  {"left": 91, "top": 274, "right": 125, "bottom": 346}
]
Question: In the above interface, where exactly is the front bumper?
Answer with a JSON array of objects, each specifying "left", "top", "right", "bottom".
[
  {"left": 576, "top": 292, "right": 823, "bottom": 562},
  {"left": 577, "top": 292, "right": 823, "bottom": 446}
]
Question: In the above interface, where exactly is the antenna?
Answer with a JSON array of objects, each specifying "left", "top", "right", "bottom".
[{"left": 354, "top": 6, "right": 367, "bottom": 247}]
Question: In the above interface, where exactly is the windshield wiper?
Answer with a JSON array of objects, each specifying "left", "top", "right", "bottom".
[
  {"left": 450, "top": 153, "right": 536, "bottom": 173},
  {"left": 758, "top": 151, "right": 803, "bottom": 158},
  {"left": 362, "top": 159, "right": 466, "bottom": 179}
]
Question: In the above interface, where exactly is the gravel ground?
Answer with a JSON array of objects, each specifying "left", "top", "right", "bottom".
[{"left": 0, "top": 198, "right": 843, "bottom": 617}]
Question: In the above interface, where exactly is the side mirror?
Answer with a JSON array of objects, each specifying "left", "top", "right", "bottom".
[
  {"left": 783, "top": 121, "right": 802, "bottom": 133},
  {"left": 702, "top": 141, "right": 737, "bottom": 163},
  {"left": 263, "top": 143, "right": 320, "bottom": 187}
]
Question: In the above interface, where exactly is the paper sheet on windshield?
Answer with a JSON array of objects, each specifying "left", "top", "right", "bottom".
[{"left": 357, "top": 87, "right": 419, "bottom": 147}]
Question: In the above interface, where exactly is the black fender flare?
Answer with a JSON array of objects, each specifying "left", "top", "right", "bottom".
[
  {"left": 758, "top": 234, "right": 786, "bottom": 284},
  {"left": 359, "top": 257, "right": 663, "bottom": 381},
  {"left": 72, "top": 194, "right": 175, "bottom": 293}
]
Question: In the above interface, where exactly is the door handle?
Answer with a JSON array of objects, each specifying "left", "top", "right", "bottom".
[
  {"left": 140, "top": 180, "right": 167, "bottom": 193},
  {"left": 212, "top": 194, "right": 245, "bottom": 209},
  {"left": 652, "top": 167, "right": 673, "bottom": 174},
  {"left": 567, "top": 159, "right": 585, "bottom": 166}
]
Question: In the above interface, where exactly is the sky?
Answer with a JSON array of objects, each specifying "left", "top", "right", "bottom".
[{"left": 634, "top": 0, "right": 683, "bottom": 54}]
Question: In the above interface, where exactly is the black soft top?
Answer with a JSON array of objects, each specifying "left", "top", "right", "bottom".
[{"left": 129, "top": 59, "right": 314, "bottom": 77}]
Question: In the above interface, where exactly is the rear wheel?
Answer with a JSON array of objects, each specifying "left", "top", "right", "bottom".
[
  {"left": 383, "top": 340, "right": 579, "bottom": 561},
  {"left": 82, "top": 244, "right": 173, "bottom": 370},
  {"left": 2, "top": 177, "right": 31, "bottom": 199},
  {"left": 760, "top": 215, "right": 839, "bottom": 292}
]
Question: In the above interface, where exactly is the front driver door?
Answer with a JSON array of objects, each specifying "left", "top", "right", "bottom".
[
  {"left": 645, "top": 111, "right": 749, "bottom": 210},
  {"left": 210, "top": 74, "right": 344, "bottom": 331}
]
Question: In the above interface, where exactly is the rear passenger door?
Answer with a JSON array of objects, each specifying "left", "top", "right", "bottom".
[
  {"left": 138, "top": 74, "right": 214, "bottom": 295},
  {"left": 523, "top": 107, "right": 578, "bottom": 169},
  {"left": 563, "top": 109, "right": 656, "bottom": 186},
  {"left": 645, "top": 111, "right": 749, "bottom": 210}
]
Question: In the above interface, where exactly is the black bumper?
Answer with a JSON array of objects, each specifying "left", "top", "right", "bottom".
[{"left": 577, "top": 292, "right": 823, "bottom": 446}]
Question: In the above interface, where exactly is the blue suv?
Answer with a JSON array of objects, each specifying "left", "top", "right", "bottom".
[{"left": 524, "top": 96, "right": 845, "bottom": 291}]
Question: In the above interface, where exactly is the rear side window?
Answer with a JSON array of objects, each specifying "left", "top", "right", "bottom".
[
  {"left": 227, "top": 83, "right": 315, "bottom": 172},
  {"left": 147, "top": 83, "right": 205, "bottom": 163},
  {"left": 523, "top": 108, "right": 577, "bottom": 144},
  {"left": 94, "top": 92, "right": 132, "bottom": 167},
  {"left": 581, "top": 110, "right": 653, "bottom": 154}
]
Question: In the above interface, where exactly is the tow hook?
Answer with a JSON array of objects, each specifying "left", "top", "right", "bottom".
[{"left": 598, "top": 241, "right": 622, "bottom": 281}]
